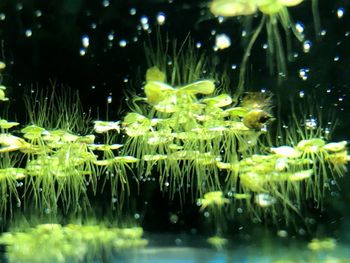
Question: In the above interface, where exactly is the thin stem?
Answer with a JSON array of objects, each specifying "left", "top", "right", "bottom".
[{"left": 236, "top": 15, "right": 266, "bottom": 99}]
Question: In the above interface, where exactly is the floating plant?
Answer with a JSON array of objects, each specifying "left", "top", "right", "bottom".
[{"left": 209, "top": 0, "right": 306, "bottom": 95}]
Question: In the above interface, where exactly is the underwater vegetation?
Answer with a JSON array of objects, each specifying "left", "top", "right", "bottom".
[
  {"left": 209, "top": 0, "right": 311, "bottom": 95},
  {"left": 122, "top": 63, "right": 349, "bottom": 229},
  {"left": 0, "top": 223, "right": 147, "bottom": 263},
  {"left": 0, "top": 33, "right": 349, "bottom": 226},
  {"left": 0, "top": 1, "right": 348, "bottom": 259}
]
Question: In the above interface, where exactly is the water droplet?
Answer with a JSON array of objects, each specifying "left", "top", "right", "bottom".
[
  {"left": 277, "top": 230, "right": 288, "bottom": 238},
  {"left": 107, "top": 33, "right": 114, "bottom": 41},
  {"left": 140, "top": 15, "right": 148, "bottom": 25},
  {"left": 134, "top": 213, "right": 140, "bottom": 219},
  {"left": 119, "top": 39, "right": 127, "bottom": 47},
  {"left": 129, "top": 8, "right": 137, "bottom": 16},
  {"left": 303, "top": 40, "right": 312, "bottom": 53},
  {"left": 169, "top": 214, "right": 179, "bottom": 224},
  {"left": 91, "top": 23, "right": 97, "bottom": 29},
  {"left": 218, "top": 16, "right": 224, "bottom": 23},
  {"left": 337, "top": 7, "right": 345, "bottom": 18},
  {"left": 25, "top": 29, "right": 32, "bottom": 37},
  {"left": 156, "top": 12, "right": 166, "bottom": 25},
  {"left": 82, "top": 35, "right": 89, "bottom": 48},
  {"left": 298, "top": 68, "right": 310, "bottom": 80},
  {"left": 305, "top": 118, "right": 317, "bottom": 130},
  {"left": 16, "top": 3, "right": 23, "bottom": 11},
  {"left": 79, "top": 48, "right": 86, "bottom": 56},
  {"left": 35, "top": 10, "right": 42, "bottom": 17},
  {"left": 215, "top": 33, "right": 231, "bottom": 50},
  {"left": 295, "top": 22, "right": 304, "bottom": 33},
  {"left": 102, "top": 0, "right": 110, "bottom": 7}
]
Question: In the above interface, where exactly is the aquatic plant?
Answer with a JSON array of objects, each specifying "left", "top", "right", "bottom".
[
  {"left": 198, "top": 191, "right": 229, "bottom": 235},
  {"left": 209, "top": 0, "right": 306, "bottom": 95},
  {"left": 23, "top": 85, "right": 91, "bottom": 134},
  {"left": 0, "top": 223, "right": 148, "bottom": 263},
  {"left": 0, "top": 155, "right": 25, "bottom": 217},
  {"left": 144, "top": 35, "right": 218, "bottom": 86},
  {"left": 207, "top": 235, "right": 228, "bottom": 250},
  {"left": 24, "top": 134, "right": 97, "bottom": 213}
]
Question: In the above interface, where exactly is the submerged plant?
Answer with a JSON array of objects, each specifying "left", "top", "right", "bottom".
[
  {"left": 23, "top": 84, "right": 91, "bottom": 134},
  {"left": 209, "top": 0, "right": 306, "bottom": 96},
  {"left": 0, "top": 154, "right": 25, "bottom": 217},
  {"left": 0, "top": 223, "right": 148, "bottom": 263}
]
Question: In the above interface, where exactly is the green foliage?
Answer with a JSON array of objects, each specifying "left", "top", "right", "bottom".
[{"left": 0, "top": 223, "right": 147, "bottom": 263}]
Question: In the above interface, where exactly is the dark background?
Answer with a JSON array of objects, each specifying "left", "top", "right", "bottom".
[{"left": 0, "top": 0, "right": 350, "bottom": 239}]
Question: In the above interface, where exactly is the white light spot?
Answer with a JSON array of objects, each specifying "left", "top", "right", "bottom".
[
  {"left": 305, "top": 118, "right": 317, "bottom": 129},
  {"left": 299, "top": 68, "right": 310, "bottom": 81},
  {"left": 82, "top": 35, "right": 89, "bottom": 48},
  {"left": 215, "top": 33, "right": 231, "bottom": 50},
  {"left": 299, "top": 90, "right": 305, "bottom": 98},
  {"left": 102, "top": 0, "right": 110, "bottom": 7},
  {"left": 156, "top": 12, "right": 166, "bottom": 25},
  {"left": 0, "top": 13, "right": 5, "bottom": 21},
  {"left": 196, "top": 42, "right": 202, "bottom": 48},
  {"left": 107, "top": 96, "right": 112, "bottom": 104},
  {"left": 79, "top": 48, "right": 86, "bottom": 56},
  {"left": 140, "top": 16, "right": 148, "bottom": 25},
  {"left": 334, "top": 56, "right": 340, "bottom": 61},
  {"left": 129, "top": 8, "right": 137, "bottom": 15},
  {"left": 277, "top": 230, "right": 288, "bottom": 238},
  {"left": 255, "top": 194, "right": 276, "bottom": 207},
  {"left": 35, "top": 10, "right": 42, "bottom": 17},
  {"left": 134, "top": 213, "right": 140, "bottom": 219},
  {"left": 303, "top": 40, "right": 312, "bottom": 53},
  {"left": 108, "top": 33, "right": 114, "bottom": 41},
  {"left": 119, "top": 39, "right": 127, "bottom": 47},
  {"left": 25, "top": 29, "right": 32, "bottom": 37},
  {"left": 142, "top": 23, "right": 150, "bottom": 30},
  {"left": 295, "top": 22, "right": 304, "bottom": 33},
  {"left": 337, "top": 7, "right": 345, "bottom": 18}
]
